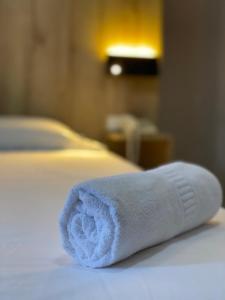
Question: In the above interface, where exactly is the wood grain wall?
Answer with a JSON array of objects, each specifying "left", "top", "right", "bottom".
[{"left": 0, "top": 0, "right": 162, "bottom": 139}]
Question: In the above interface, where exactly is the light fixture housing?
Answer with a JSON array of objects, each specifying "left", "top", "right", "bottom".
[{"left": 107, "top": 56, "right": 158, "bottom": 76}]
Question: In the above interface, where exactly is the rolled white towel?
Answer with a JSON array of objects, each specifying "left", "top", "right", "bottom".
[{"left": 60, "top": 162, "right": 222, "bottom": 268}]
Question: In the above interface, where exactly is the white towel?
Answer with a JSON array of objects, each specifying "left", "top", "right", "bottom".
[{"left": 60, "top": 162, "right": 222, "bottom": 268}]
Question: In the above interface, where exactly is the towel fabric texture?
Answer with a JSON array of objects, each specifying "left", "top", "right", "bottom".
[{"left": 60, "top": 162, "right": 222, "bottom": 268}]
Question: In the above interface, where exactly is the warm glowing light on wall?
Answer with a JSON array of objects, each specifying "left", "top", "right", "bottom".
[{"left": 106, "top": 45, "right": 157, "bottom": 59}]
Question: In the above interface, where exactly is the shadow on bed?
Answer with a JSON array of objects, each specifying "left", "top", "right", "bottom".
[{"left": 108, "top": 220, "right": 221, "bottom": 270}]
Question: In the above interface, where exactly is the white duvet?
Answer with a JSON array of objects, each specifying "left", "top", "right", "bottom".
[{"left": 0, "top": 149, "right": 225, "bottom": 300}]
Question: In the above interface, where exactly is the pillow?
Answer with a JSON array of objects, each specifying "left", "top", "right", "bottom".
[{"left": 0, "top": 116, "right": 105, "bottom": 151}]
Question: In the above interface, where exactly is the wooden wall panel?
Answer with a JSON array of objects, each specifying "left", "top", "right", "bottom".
[
  {"left": 0, "top": 0, "right": 162, "bottom": 139},
  {"left": 0, "top": 0, "right": 32, "bottom": 113}
]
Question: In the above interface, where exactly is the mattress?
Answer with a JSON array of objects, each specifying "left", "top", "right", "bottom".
[{"left": 1, "top": 149, "right": 225, "bottom": 300}]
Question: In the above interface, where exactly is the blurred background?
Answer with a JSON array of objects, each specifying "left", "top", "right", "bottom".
[{"left": 0, "top": 0, "right": 225, "bottom": 190}]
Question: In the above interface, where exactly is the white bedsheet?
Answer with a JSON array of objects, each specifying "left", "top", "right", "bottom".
[{"left": 0, "top": 150, "right": 225, "bottom": 300}]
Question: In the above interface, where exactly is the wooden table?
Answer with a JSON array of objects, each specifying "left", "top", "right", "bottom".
[{"left": 105, "top": 132, "right": 174, "bottom": 169}]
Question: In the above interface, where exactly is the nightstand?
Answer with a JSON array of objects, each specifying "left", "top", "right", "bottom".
[{"left": 105, "top": 133, "right": 174, "bottom": 169}]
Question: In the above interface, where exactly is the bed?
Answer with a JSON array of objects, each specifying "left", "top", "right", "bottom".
[{"left": 1, "top": 117, "right": 225, "bottom": 300}]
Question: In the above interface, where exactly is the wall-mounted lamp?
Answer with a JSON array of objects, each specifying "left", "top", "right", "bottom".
[{"left": 106, "top": 45, "right": 159, "bottom": 76}]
